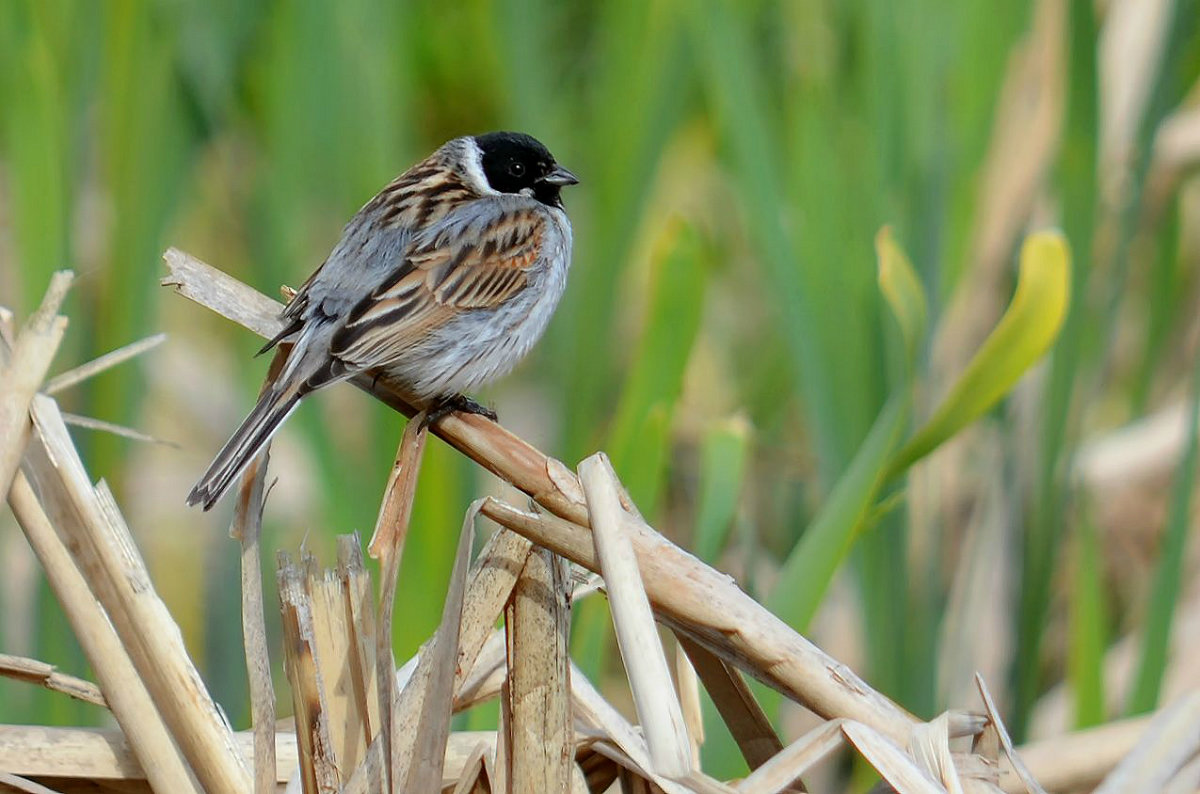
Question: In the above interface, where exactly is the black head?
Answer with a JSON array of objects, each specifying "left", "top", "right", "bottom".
[{"left": 474, "top": 131, "right": 579, "bottom": 208}]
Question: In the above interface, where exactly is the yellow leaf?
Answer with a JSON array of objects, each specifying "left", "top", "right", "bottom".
[
  {"left": 876, "top": 226, "right": 928, "bottom": 364},
  {"left": 887, "top": 230, "right": 1071, "bottom": 477}
]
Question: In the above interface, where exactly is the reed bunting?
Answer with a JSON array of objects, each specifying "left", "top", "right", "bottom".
[{"left": 188, "top": 131, "right": 578, "bottom": 510}]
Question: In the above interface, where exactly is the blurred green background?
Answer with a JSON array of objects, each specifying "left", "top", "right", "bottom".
[{"left": 3, "top": 0, "right": 1200, "bottom": 783}]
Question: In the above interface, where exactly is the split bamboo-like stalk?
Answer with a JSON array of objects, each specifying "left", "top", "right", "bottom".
[
  {"left": 504, "top": 546, "right": 572, "bottom": 792},
  {"left": 277, "top": 552, "right": 345, "bottom": 793},
  {"left": 338, "top": 537, "right": 383, "bottom": 769}
]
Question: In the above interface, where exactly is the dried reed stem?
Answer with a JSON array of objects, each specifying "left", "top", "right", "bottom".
[
  {"left": 370, "top": 413, "right": 428, "bottom": 792},
  {"left": 392, "top": 502, "right": 477, "bottom": 792},
  {"left": 569, "top": 664, "right": 695, "bottom": 794},
  {"left": 453, "top": 528, "right": 533, "bottom": 696},
  {"left": 43, "top": 332, "right": 166, "bottom": 395},
  {"left": 342, "top": 524, "right": 533, "bottom": 794},
  {"left": 277, "top": 553, "right": 340, "bottom": 793},
  {"left": 274, "top": 540, "right": 382, "bottom": 793},
  {"left": 504, "top": 546, "right": 572, "bottom": 792},
  {"left": 1093, "top": 690, "right": 1200, "bottom": 794},
  {"left": 23, "top": 395, "right": 249, "bottom": 792},
  {"left": 7, "top": 473, "right": 201, "bottom": 793},
  {"left": 0, "top": 271, "right": 72, "bottom": 499},
  {"left": 0, "top": 653, "right": 107, "bottom": 709},
  {"left": 734, "top": 721, "right": 845, "bottom": 794},
  {"left": 0, "top": 724, "right": 299, "bottom": 785},
  {"left": 479, "top": 498, "right": 916, "bottom": 742},
  {"left": 840, "top": 721, "right": 943, "bottom": 792},
  {"left": 579, "top": 453, "right": 692, "bottom": 778},
  {"left": 232, "top": 450, "right": 276, "bottom": 794},
  {"left": 675, "top": 635, "right": 782, "bottom": 771},
  {"left": 338, "top": 536, "right": 382, "bottom": 769},
  {"left": 975, "top": 674, "right": 1046, "bottom": 794},
  {"left": 1011, "top": 714, "right": 1149, "bottom": 792}
]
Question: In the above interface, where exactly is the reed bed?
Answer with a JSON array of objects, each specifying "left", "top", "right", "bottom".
[{"left": 2, "top": 253, "right": 1199, "bottom": 792}]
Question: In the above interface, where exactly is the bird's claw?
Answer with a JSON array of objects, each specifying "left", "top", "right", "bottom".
[{"left": 422, "top": 394, "right": 498, "bottom": 428}]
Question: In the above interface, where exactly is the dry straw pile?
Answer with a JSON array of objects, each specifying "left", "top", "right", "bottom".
[{"left": 0, "top": 254, "right": 1197, "bottom": 793}]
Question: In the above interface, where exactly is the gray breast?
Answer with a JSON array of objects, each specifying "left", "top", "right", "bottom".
[{"left": 397, "top": 203, "right": 573, "bottom": 398}]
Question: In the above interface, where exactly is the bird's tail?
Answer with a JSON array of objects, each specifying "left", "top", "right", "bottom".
[{"left": 187, "top": 384, "right": 301, "bottom": 511}]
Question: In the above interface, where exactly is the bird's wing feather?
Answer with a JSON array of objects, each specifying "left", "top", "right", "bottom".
[{"left": 329, "top": 199, "right": 546, "bottom": 369}]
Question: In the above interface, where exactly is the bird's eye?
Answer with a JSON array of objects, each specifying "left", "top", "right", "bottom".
[{"left": 508, "top": 161, "right": 525, "bottom": 177}]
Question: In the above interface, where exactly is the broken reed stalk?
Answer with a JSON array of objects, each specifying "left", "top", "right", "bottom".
[
  {"left": 0, "top": 653, "right": 107, "bottom": 709},
  {"left": 0, "top": 271, "right": 72, "bottom": 499},
  {"left": 43, "top": 332, "right": 167, "bottom": 396},
  {"left": 975, "top": 673, "right": 1047, "bottom": 794},
  {"left": 504, "top": 546, "right": 572, "bottom": 792},
  {"left": 275, "top": 537, "right": 387, "bottom": 793},
  {"left": 3, "top": 275, "right": 202, "bottom": 793},
  {"left": 340, "top": 524, "right": 536, "bottom": 794},
  {"left": 368, "top": 414, "right": 428, "bottom": 792},
  {"left": 580, "top": 453, "right": 692, "bottom": 778},
  {"left": 231, "top": 442, "right": 276, "bottom": 794},
  {"left": 23, "top": 395, "right": 251, "bottom": 792},
  {"left": 390, "top": 502, "right": 477, "bottom": 792},
  {"left": 277, "top": 554, "right": 342, "bottom": 793},
  {"left": 335, "top": 539, "right": 384, "bottom": 775},
  {"left": 7, "top": 473, "right": 202, "bottom": 794},
  {"left": 161, "top": 246, "right": 919, "bottom": 746},
  {"left": 675, "top": 635, "right": 783, "bottom": 771}
]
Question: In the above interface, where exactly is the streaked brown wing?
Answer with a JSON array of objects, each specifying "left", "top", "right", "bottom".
[
  {"left": 279, "top": 153, "right": 449, "bottom": 325},
  {"left": 330, "top": 205, "right": 546, "bottom": 369}
]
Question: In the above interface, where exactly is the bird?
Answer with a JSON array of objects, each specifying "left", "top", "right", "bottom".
[{"left": 187, "top": 131, "right": 578, "bottom": 510}]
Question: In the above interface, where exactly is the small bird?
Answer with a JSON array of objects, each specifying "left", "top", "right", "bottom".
[{"left": 188, "top": 132, "right": 578, "bottom": 510}]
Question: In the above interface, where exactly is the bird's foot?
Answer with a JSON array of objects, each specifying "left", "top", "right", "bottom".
[{"left": 422, "top": 394, "right": 498, "bottom": 428}]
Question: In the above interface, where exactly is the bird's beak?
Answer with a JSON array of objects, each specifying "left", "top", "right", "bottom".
[{"left": 540, "top": 165, "right": 579, "bottom": 187}]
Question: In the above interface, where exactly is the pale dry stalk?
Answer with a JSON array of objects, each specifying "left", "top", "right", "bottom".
[
  {"left": 23, "top": 395, "right": 249, "bottom": 792},
  {"left": 504, "top": 546, "right": 572, "bottom": 792},
  {"left": 0, "top": 271, "right": 72, "bottom": 499},
  {"left": 232, "top": 450, "right": 276, "bottom": 794},
  {"left": 0, "top": 652, "right": 106, "bottom": 708},
  {"left": 6, "top": 473, "right": 201, "bottom": 793},
  {"left": 370, "top": 412, "right": 428, "bottom": 792}
]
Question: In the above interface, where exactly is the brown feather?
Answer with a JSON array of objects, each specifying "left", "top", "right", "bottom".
[{"left": 329, "top": 206, "right": 546, "bottom": 369}]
